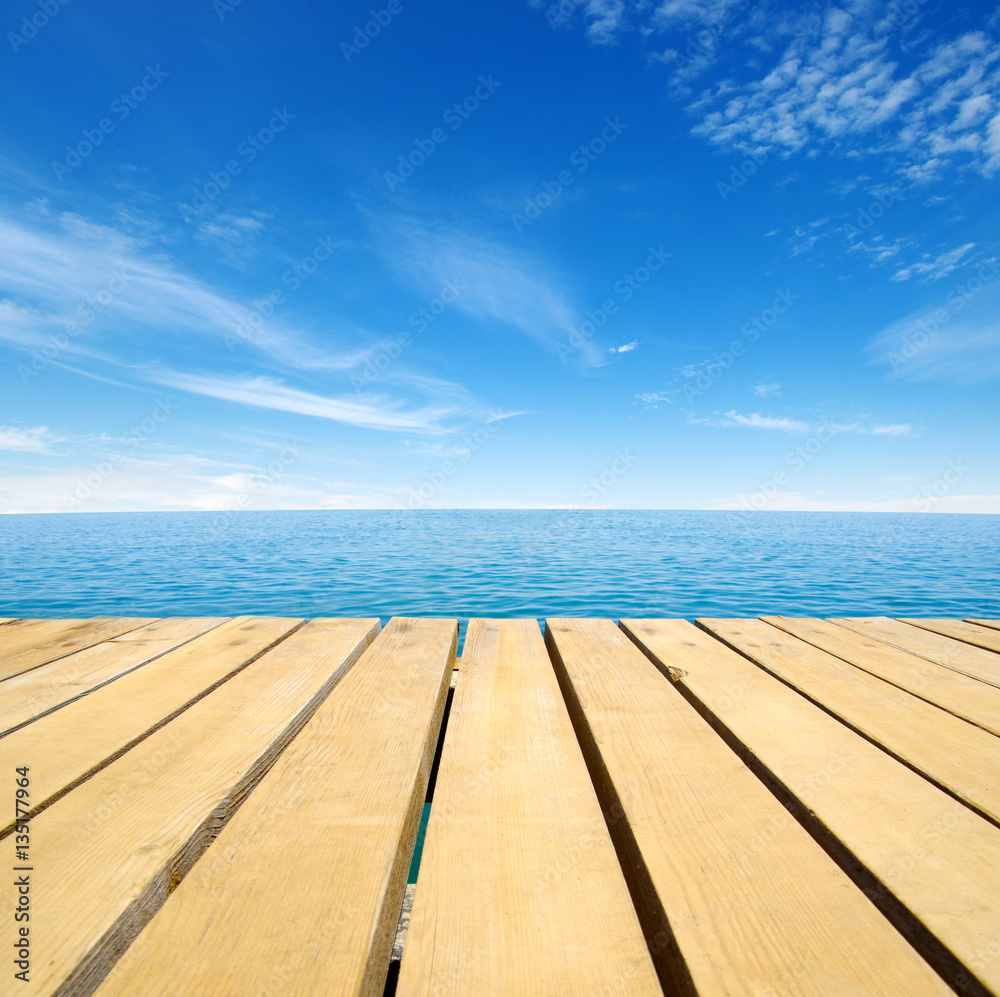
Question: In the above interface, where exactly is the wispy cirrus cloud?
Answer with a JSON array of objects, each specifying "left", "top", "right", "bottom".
[
  {"left": 891, "top": 242, "right": 976, "bottom": 282},
  {"left": 0, "top": 197, "right": 501, "bottom": 432},
  {"left": 0, "top": 426, "right": 63, "bottom": 453},
  {"left": 0, "top": 208, "right": 366, "bottom": 372},
  {"left": 377, "top": 216, "right": 607, "bottom": 365},
  {"left": 147, "top": 370, "right": 472, "bottom": 434},
  {"left": 867, "top": 270, "right": 1000, "bottom": 383},
  {"left": 688, "top": 409, "right": 912, "bottom": 434}
]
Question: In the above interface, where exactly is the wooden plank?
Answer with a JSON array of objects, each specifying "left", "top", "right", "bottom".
[
  {"left": 831, "top": 617, "right": 1000, "bottom": 688},
  {"left": 622, "top": 618, "right": 1000, "bottom": 996},
  {"left": 0, "top": 616, "right": 303, "bottom": 831},
  {"left": 396, "top": 619, "right": 660, "bottom": 997},
  {"left": 0, "top": 617, "right": 227, "bottom": 735},
  {"left": 0, "top": 617, "right": 157, "bottom": 681},
  {"left": 763, "top": 616, "right": 1000, "bottom": 737},
  {"left": 3, "top": 617, "right": 380, "bottom": 997},
  {"left": 968, "top": 619, "right": 1000, "bottom": 633},
  {"left": 546, "top": 619, "right": 951, "bottom": 997},
  {"left": 701, "top": 618, "right": 1000, "bottom": 824},
  {"left": 902, "top": 618, "right": 1000, "bottom": 657},
  {"left": 94, "top": 617, "right": 456, "bottom": 997}
]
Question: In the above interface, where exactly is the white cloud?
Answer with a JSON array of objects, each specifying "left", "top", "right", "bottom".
[
  {"left": 539, "top": 0, "right": 1000, "bottom": 178},
  {"left": 867, "top": 267, "right": 1000, "bottom": 382},
  {"left": 691, "top": 410, "right": 812, "bottom": 431},
  {"left": 689, "top": 410, "right": 912, "bottom": 434},
  {"left": 0, "top": 426, "right": 62, "bottom": 453},
  {"left": 148, "top": 370, "right": 469, "bottom": 434},
  {"left": 709, "top": 490, "right": 1000, "bottom": 512},
  {"left": 378, "top": 217, "right": 606, "bottom": 365},
  {"left": 584, "top": 0, "right": 627, "bottom": 44},
  {"left": 0, "top": 455, "right": 410, "bottom": 514},
  {"left": 686, "top": 12, "right": 1000, "bottom": 178},
  {"left": 752, "top": 381, "right": 781, "bottom": 397},
  {"left": 890, "top": 242, "right": 975, "bottom": 282},
  {"left": 610, "top": 339, "right": 639, "bottom": 352},
  {"left": 869, "top": 423, "right": 912, "bottom": 436},
  {"left": 0, "top": 209, "right": 370, "bottom": 373}
]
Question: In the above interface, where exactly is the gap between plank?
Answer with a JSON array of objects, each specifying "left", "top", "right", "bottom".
[{"left": 624, "top": 621, "right": 989, "bottom": 997}]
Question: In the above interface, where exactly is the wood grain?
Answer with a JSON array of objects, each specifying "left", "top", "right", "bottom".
[
  {"left": 5, "top": 617, "right": 380, "bottom": 997},
  {"left": 763, "top": 616, "right": 1000, "bottom": 736},
  {"left": 702, "top": 618, "right": 1000, "bottom": 824},
  {"left": 93, "top": 617, "right": 453, "bottom": 997},
  {"left": 0, "top": 616, "right": 302, "bottom": 832},
  {"left": 623, "top": 617, "right": 1000, "bottom": 996},
  {"left": 902, "top": 618, "right": 1000, "bottom": 657},
  {"left": 830, "top": 617, "right": 1000, "bottom": 687},
  {"left": 397, "top": 619, "right": 660, "bottom": 997},
  {"left": 0, "top": 618, "right": 156, "bottom": 681},
  {"left": 548, "top": 618, "right": 951, "bottom": 997},
  {"left": 0, "top": 617, "right": 226, "bottom": 735},
  {"left": 968, "top": 619, "right": 1000, "bottom": 633}
]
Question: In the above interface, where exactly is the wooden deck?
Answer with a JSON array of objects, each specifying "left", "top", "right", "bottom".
[{"left": 2, "top": 615, "right": 998, "bottom": 996}]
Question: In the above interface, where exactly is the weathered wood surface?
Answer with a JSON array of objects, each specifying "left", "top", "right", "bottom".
[
  {"left": 4, "top": 614, "right": 997, "bottom": 996},
  {"left": 764, "top": 616, "right": 1000, "bottom": 736},
  {"left": 4, "top": 617, "right": 380, "bottom": 997},
  {"left": 0, "top": 617, "right": 156, "bottom": 681},
  {"left": 832, "top": 617, "right": 1000, "bottom": 686},
  {"left": 549, "top": 618, "right": 951, "bottom": 997},
  {"left": 702, "top": 618, "right": 1000, "bottom": 824},
  {"left": 0, "top": 616, "right": 304, "bottom": 833},
  {"left": 95, "top": 618, "right": 453, "bottom": 997},
  {"left": 0, "top": 617, "right": 225, "bottom": 735},
  {"left": 904, "top": 618, "right": 1000, "bottom": 657},
  {"left": 397, "top": 619, "right": 660, "bottom": 997},
  {"left": 624, "top": 618, "right": 1000, "bottom": 996}
]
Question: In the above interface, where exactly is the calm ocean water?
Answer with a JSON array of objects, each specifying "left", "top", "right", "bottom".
[{"left": 1, "top": 511, "right": 997, "bottom": 642}]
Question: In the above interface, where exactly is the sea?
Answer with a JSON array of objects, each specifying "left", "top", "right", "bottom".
[{"left": 1, "top": 510, "right": 997, "bottom": 649}]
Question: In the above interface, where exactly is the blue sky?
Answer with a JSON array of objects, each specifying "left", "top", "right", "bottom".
[{"left": 1, "top": 0, "right": 998, "bottom": 513}]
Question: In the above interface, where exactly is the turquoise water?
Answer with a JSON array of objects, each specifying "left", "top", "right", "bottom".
[{"left": 1, "top": 512, "right": 997, "bottom": 640}]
